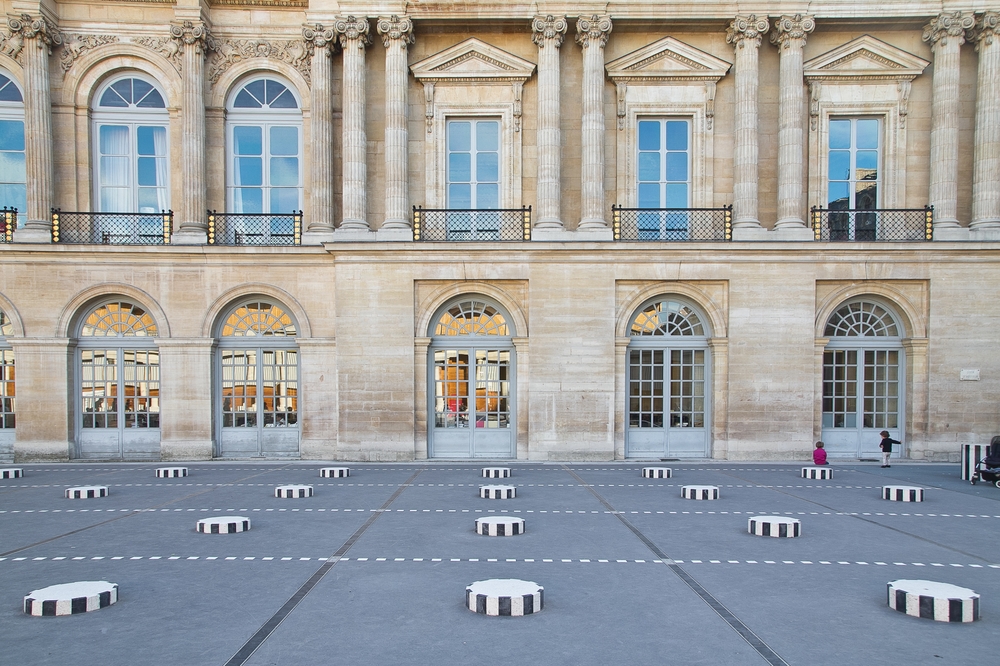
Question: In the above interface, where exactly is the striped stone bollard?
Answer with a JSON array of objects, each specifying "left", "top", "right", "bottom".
[
  {"left": 748, "top": 516, "right": 801, "bottom": 538},
  {"left": 65, "top": 486, "right": 109, "bottom": 499},
  {"left": 155, "top": 467, "right": 188, "bottom": 478},
  {"left": 196, "top": 516, "right": 251, "bottom": 534},
  {"left": 482, "top": 467, "right": 511, "bottom": 478},
  {"left": 480, "top": 485, "right": 516, "bottom": 499},
  {"left": 642, "top": 467, "right": 672, "bottom": 479},
  {"left": 475, "top": 516, "right": 525, "bottom": 536},
  {"left": 887, "top": 580, "right": 980, "bottom": 622},
  {"left": 466, "top": 579, "right": 543, "bottom": 616},
  {"left": 0, "top": 467, "right": 23, "bottom": 479},
  {"left": 24, "top": 581, "right": 118, "bottom": 616},
  {"left": 681, "top": 485, "right": 719, "bottom": 500},
  {"left": 882, "top": 485, "right": 924, "bottom": 502},
  {"left": 320, "top": 467, "right": 350, "bottom": 478},
  {"left": 801, "top": 466, "right": 832, "bottom": 480},
  {"left": 275, "top": 484, "right": 313, "bottom": 498}
]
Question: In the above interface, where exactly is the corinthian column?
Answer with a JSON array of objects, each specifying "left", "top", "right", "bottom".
[
  {"left": 923, "top": 12, "right": 975, "bottom": 237},
  {"left": 377, "top": 15, "right": 414, "bottom": 237},
  {"left": 726, "top": 15, "right": 769, "bottom": 237},
  {"left": 8, "top": 14, "right": 60, "bottom": 244},
  {"left": 169, "top": 20, "right": 212, "bottom": 245},
  {"left": 971, "top": 12, "right": 1000, "bottom": 235},
  {"left": 532, "top": 15, "right": 567, "bottom": 231},
  {"left": 301, "top": 23, "right": 336, "bottom": 244},
  {"left": 335, "top": 16, "right": 371, "bottom": 234},
  {"left": 770, "top": 15, "right": 814, "bottom": 237},
  {"left": 576, "top": 15, "right": 612, "bottom": 232}
]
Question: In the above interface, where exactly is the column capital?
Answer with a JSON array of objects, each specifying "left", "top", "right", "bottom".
[
  {"left": 922, "top": 12, "right": 974, "bottom": 48},
  {"left": 575, "top": 15, "right": 611, "bottom": 49},
  {"left": 169, "top": 20, "right": 213, "bottom": 55},
  {"left": 302, "top": 23, "right": 336, "bottom": 51},
  {"left": 335, "top": 15, "right": 371, "bottom": 48},
  {"left": 973, "top": 11, "right": 1000, "bottom": 51},
  {"left": 6, "top": 13, "right": 61, "bottom": 55},
  {"left": 726, "top": 14, "right": 769, "bottom": 49},
  {"left": 377, "top": 15, "right": 414, "bottom": 48},
  {"left": 532, "top": 15, "right": 567, "bottom": 48},
  {"left": 770, "top": 14, "right": 814, "bottom": 49}
]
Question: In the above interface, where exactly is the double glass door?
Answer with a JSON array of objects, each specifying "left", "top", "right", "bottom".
[
  {"left": 821, "top": 348, "right": 902, "bottom": 458},
  {"left": 218, "top": 348, "right": 299, "bottom": 457},
  {"left": 431, "top": 347, "right": 513, "bottom": 458},
  {"left": 626, "top": 348, "right": 709, "bottom": 458},
  {"left": 78, "top": 348, "right": 160, "bottom": 459}
]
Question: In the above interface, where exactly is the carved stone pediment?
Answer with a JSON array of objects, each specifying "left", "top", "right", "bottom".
[
  {"left": 804, "top": 35, "right": 929, "bottom": 83},
  {"left": 606, "top": 37, "right": 731, "bottom": 83},
  {"left": 410, "top": 38, "right": 535, "bottom": 84}
]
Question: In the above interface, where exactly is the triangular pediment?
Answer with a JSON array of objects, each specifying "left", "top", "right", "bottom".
[
  {"left": 804, "top": 35, "right": 928, "bottom": 82},
  {"left": 410, "top": 38, "right": 535, "bottom": 83},
  {"left": 606, "top": 37, "right": 731, "bottom": 82}
]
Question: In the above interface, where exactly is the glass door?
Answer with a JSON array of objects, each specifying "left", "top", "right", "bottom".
[
  {"left": 627, "top": 348, "right": 708, "bottom": 458},
  {"left": 78, "top": 348, "right": 160, "bottom": 459},
  {"left": 822, "top": 348, "right": 901, "bottom": 458},
  {"left": 431, "top": 347, "right": 513, "bottom": 458},
  {"left": 219, "top": 347, "right": 299, "bottom": 457}
]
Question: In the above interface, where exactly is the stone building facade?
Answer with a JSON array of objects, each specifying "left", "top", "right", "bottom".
[{"left": 0, "top": 0, "right": 998, "bottom": 463}]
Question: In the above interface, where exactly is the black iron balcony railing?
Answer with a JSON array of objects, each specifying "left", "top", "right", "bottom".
[
  {"left": 51, "top": 209, "right": 172, "bottom": 245},
  {"left": 207, "top": 211, "right": 302, "bottom": 246},
  {"left": 811, "top": 206, "right": 933, "bottom": 241},
  {"left": 413, "top": 206, "right": 531, "bottom": 241},
  {"left": 612, "top": 205, "right": 733, "bottom": 241},
  {"left": 0, "top": 207, "right": 16, "bottom": 242}
]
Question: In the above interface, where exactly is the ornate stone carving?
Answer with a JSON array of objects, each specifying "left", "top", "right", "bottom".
[
  {"left": 59, "top": 34, "right": 119, "bottom": 72},
  {"left": 575, "top": 15, "right": 611, "bottom": 48},
  {"left": 134, "top": 35, "right": 181, "bottom": 71},
  {"left": 726, "top": 15, "right": 769, "bottom": 48},
  {"left": 4, "top": 14, "right": 62, "bottom": 63},
  {"left": 973, "top": 11, "right": 1000, "bottom": 50},
  {"left": 423, "top": 81, "right": 435, "bottom": 133},
  {"left": 334, "top": 16, "right": 370, "bottom": 48},
  {"left": 377, "top": 15, "right": 413, "bottom": 48},
  {"left": 770, "top": 15, "right": 814, "bottom": 49},
  {"left": 923, "top": 12, "right": 974, "bottom": 47},
  {"left": 208, "top": 37, "right": 311, "bottom": 85},
  {"left": 302, "top": 23, "right": 335, "bottom": 55},
  {"left": 170, "top": 20, "right": 214, "bottom": 55},
  {"left": 532, "top": 15, "right": 567, "bottom": 48}
]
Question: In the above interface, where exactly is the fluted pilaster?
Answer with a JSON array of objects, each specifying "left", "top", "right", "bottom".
[
  {"left": 336, "top": 16, "right": 371, "bottom": 231},
  {"left": 576, "top": 15, "right": 611, "bottom": 230},
  {"left": 726, "top": 15, "right": 768, "bottom": 232},
  {"left": 378, "top": 16, "right": 414, "bottom": 230},
  {"left": 771, "top": 15, "right": 813, "bottom": 231},
  {"left": 301, "top": 23, "right": 336, "bottom": 241},
  {"left": 533, "top": 15, "right": 567, "bottom": 229},
  {"left": 971, "top": 12, "right": 1000, "bottom": 230},
  {"left": 170, "top": 20, "right": 211, "bottom": 243}
]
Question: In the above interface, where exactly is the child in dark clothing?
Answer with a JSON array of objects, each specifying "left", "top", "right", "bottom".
[
  {"left": 813, "top": 441, "right": 827, "bottom": 465},
  {"left": 879, "top": 430, "right": 900, "bottom": 467}
]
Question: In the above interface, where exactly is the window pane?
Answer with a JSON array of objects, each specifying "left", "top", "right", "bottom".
[
  {"left": 235, "top": 80, "right": 265, "bottom": 108},
  {"left": 829, "top": 119, "right": 851, "bottom": 149},
  {"left": 0, "top": 183, "right": 26, "bottom": 213},
  {"left": 137, "top": 157, "right": 158, "bottom": 186},
  {"left": 476, "top": 121, "right": 499, "bottom": 151},
  {"left": 448, "top": 122, "right": 471, "bottom": 151},
  {"left": 666, "top": 152, "right": 687, "bottom": 182},
  {"left": 665, "top": 183, "right": 688, "bottom": 208},
  {"left": 828, "top": 181, "right": 849, "bottom": 208},
  {"left": 476, "top": 152, "right": 498, "bottom": 182},
  {"left": 857, "top": 119, "right": 879, "bottom": 148},
  {"left": 856, "top": 150, "right": 878, "bottom": 171},
  {"left": 828, "top": 151, "right": 850, "bottom": 180},
  {"left": 476, "top": 183, "right": 499, "bottom": 209},
  {"left": 235, "top": 157, "right": 262, "bottom": 186},
  {"left": 100, "top": 125, "right": 129, "bottom": 156},
  {"left": 137, "top": 188, "right": 160, "bottom": 212},
  {"left": 233, "top": 127, "right": 262, "bottom": 155},
  {"left": 0, "top": 75, "right": 22, "bottom": 102},
  {"left": 448, "top": 183, "right": 471, "bottom": 208},
  {"left": 270, "top": 187, "right": 299, "bottom": 213},
  {"left": 637, "top": 152, "right": 660, "bottom": 181},
  {"left": 100, "top": 156, "right": 130, "bottom": 186},
  {"left": 638, "top": 183, "right": 660, "bottom": 208},
  {"left": 136, "top": 126, "right": 164, "bottom": 156},
  {"left": 270, "top": 126, "right": 298, "bottom": 155},
  {"left": 268, "top": 88, "right": 297, "bottom": 109},
  {"left": 638, "top": 121, "right": 659, "bottom": 151},
  {"left": 270, "top": 157, "right": 299, "bottom": 186},
  {"left": 0, "top": 120, "right": 25, "bottom": 151},
  {"left": 136, "top": 88, "right": 165, "bottom": 109},
  {"left": 665, "top": 121, "right": 688, "bottom": 150},
  {"left": 100, "top": 86, "right": 129, "bottom": 108},
  {"left": 234, "top": 188, "right": 263, "bottom": 213},
  {"left": 448, "top": 153, "right": 471, "bottom": 182}
]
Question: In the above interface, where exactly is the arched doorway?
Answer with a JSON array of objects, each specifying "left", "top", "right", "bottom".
[
  {"left": 821, "top": 299, "right": 904, "bottom": 459},
  {"left": 75, "top": 300, "right": 160, "bottom": 459},
  {"left": 215, "top": 299, "right": 299, "bottom": 458},
  {"left": 428, "top": 297, "right": 515, "bottom": 458},
  {"left": 626, "top": 297, "right": 711, "bottom": 458}
]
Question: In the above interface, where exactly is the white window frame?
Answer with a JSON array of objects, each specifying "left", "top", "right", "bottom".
[
  {"left": 635, "top": 117, "right": 693, "bottom": 209},
  {"left": 826, "top": 116, "right": 882, "bottom": 210},
  {"left": 0, "top": 70, "right": 26, "bottom": 218},
  {"left": 445, "top": 117, "right": 501, "bottom": 210}
]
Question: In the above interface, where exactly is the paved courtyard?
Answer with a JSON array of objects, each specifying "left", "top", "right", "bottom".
[{"left": 1, "top": 461, "right": 998, "bottom": 665}]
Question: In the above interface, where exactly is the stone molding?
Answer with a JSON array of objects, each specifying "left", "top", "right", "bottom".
[
  {"left": 377, "top": 15, "right": 414, "bottom": 48},
  {"left": 770, "top": 14, "right": 814, "bottom": 49},
  {"left": 59, "top": 33, "right": 120, "bottom": 72},
  {"left": 207, "top": 36, "right": 311, "bottom": 85},
  {"left": 531, "top": 15, "right": 567, "bottom": 48},
  {"left": 726, "top": 14, "right": 769, "bottom": 48},
  {"left": 922, "top": 11, "right": 974, "bottom": 48}
]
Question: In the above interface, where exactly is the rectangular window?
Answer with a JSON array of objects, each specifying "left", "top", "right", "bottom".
[
  {"left": 0, "top": 349, "right": 13, "bottom": 428},
  {"left": 97, "top": 124, "right": 167, "bottom": 213},
  {"left": 0, "top": 119, "right": 26, "bottom": 217},
  {"left": 446, "top": 119, "right": 500, "bottom": 240},
  {"left": 636, "top": 119, "right": 691, "bottom": 240},
  {"left": 828, "top": 118, "right": 880, "bottom": 241},
  {"left": 230, "top": 124, "right": 301, "bottom": 215}
]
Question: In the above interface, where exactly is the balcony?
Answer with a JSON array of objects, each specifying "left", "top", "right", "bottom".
[
  {"left": 207, "top": 211, "right": 302, "bottom": 246},
  {"left": 811, "top": 206, "right": 932, "bottom": 241},
  {"left": 413, "top": 207, "right": 531, "bottom": 241},
  {"left": 51, "top": 210, "right": 172, "bottom": 245},
  {"left": 612, "top": 206, "right": 733, "bottom": 241},
  {"left": 0, "top": 207, "right": 15, "bottom": 242}
]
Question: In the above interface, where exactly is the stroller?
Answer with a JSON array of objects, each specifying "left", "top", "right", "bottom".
[{"left": 971, "top": 436, "right": 1000, "bottom": 487}]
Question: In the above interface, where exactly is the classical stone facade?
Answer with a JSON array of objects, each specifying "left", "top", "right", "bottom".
[{"left": 0, "top": 1, "right": 998, "bottom": 463}]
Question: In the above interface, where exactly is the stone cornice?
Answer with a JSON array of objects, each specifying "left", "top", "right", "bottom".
[
  {"left": 922, "top": 11, "right": 974, "bottom": 48},
  {"left": 770, "top": 14, "right": 814, "bottom": 49},
  {"left": 531, "top": 15, "right": 567, "bottom": 48},
  {"left": 726, "top": 15, "right": 769, "bottom": 49},
  {"left": 575, "top": 15, "right": 612, "bottom": 49},
  {"left": 376, "top": 15, "right": 414, "bottom": 49}
]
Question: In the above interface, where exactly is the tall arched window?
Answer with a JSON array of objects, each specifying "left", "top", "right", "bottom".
[
  {"left": 0, "top": 71, "right": 26, "bottom": 218},
  {"left": 91, "top": 76, "right": 169, "bottom": 213},
  {"left": 0, "top": 308, "right": 14, "bottom": 461},
  {"left": 626, "top": 297, "right": 711, "bottom": 458}
]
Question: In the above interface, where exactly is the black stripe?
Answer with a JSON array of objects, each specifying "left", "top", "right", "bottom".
[
  {"left": 895, "top": 588, "right": 906, "bottom": 612},
  {"left": 919, "top": 595, "right": 934, "bottom": 619},
  {"left": 42, "top": 600, "right": 56, "bottom": 616},
  {"left": 498, "top": 523, "right": 506, "bottom": 536},
  {"left": 949, "top": 598, "right": 962, "bottom": 622},
  {"left": 24, "top": 598, "right": 32, "bottom": 614},
  {"left": 778, "top": 523, "right": 786, "bottom": 538},
  {"left": 71, "top": 597, "right": 87, "bottom": 614},
  {"left": 973, "top": 596, "right": 979, "bottom": 620},
  {"left": 498, "top": 596, "right": 511, "bottom": 616},
  {"left": 523, "top": 593, "right": 533, "bottom": 615},
  {"left": 101, "top": 590, "right": 112, "bottom": 607},
  {"left": 476, "top": 594, "right": 486, "bottom": 614}
]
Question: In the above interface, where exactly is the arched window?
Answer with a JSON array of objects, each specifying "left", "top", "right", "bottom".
[
  {"left": 221, "top": 301, "right": 297, "bottom": 337},
  {"left": 434, "top": 300, "right": 509, "bottom": 337},
  {"left": 825, "top": 301, "right": 898, "bottom": 337},
  {"left": 80, "top": 301, "right": 158, "bottom": 337},
  {"left": 0, "top": 71, "right": 26, "bottom": 217},
  {"left": 630, "top": 299, "right": 704, "bottom": 337},
  {"left": 226, "top": 78, "right": 302, "bottom": 214},
  {"left": 91, "top": 75, "right": 169, "bottom": 213}
]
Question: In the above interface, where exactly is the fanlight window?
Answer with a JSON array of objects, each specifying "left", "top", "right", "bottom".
[
  {"left": 0, "top": 73, "right": 23, "bottom": 103},
  {"left": 435, "top": 300, "right": 509, "bottom": 337},
  {"left": 98, "top": 78, "right": 165, "bottom": 109},
  {"left": 221, "top": 301, "right": 296, "bottom": 337},
  {"left": 0, "top": 309, "right": 12, "bottom": 337},
  {"left": 825, "top": 301, "right": 899, "bottom": 337},
  {"left": 631, "top": 300, "right": 704, "bottom": 336},
  {"left": 80, "top": 301, "right": 158, "bottom": 337},
  {"left": 233, "top": 79, "right": 298, "bottom": 110}
]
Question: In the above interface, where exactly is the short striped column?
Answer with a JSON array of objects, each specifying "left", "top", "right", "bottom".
[
  {"left": 475, "top": 516, "right": 525, "bottom": 536},
  {"left": 1, "top": 467, "right": 23, "bottom": 479},
  {"left": 480, "top": 485, "right": 516, "bottom": 499},
  {"left": 882, "top": 485, "right": 924, "bottom": 502},
  {"left": 801, "top": 466, "right": 832, "bottom": 480},
  {"left": 320, "top": 467, "right": 350, "bottom": 478},
  {"left": 275, "top": 484, "right": 313, "bottom": 498},
  {"left": 65, "top": 486, "right": 108, "bottom": 499},
  {"left": 681, "top": 485, "right": 719, "bottom": 500},
  {"left": 887, "top": 580, "right": 980, "bottom": 623},
  {"left": 642, "top": 467, "right": 672, "bottom": 479},
  {"left": 482, "top": 467, "right": 511, "bottom": 478},
  {"left": 155, "top": 467, "right": 188, "bottom": 478},
  {"left": 962, "top": 444, "right": 988, "bottom": 480},
  {"left": 196, "top": 516, "right": 251, "bottom": 534},
  {"left": 748, "top": 516, "right": 801, "bottom": 538},
  {"left": 24, "top": 581, "right": 118, "bottom": 617},
  {"left": 466, "top": 579, "right": 543, "bottom": 616}
]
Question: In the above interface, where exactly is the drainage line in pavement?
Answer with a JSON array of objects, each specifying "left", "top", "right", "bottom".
[
  {"left": 224, "top": 468, "right": 425, "bottom": 666},
  {"left": 562, "top": 466, "right": 789, "bottom": 666}
]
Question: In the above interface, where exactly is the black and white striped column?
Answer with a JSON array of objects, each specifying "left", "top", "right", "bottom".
[
  {"left": 480, "top": 485, "right": 516, "bottom": 499},
  {"left": 681, "top": 485, "right": 719, "bottom": 500},
  {"left": 642, "top": 467, "right": 672, "bottom": 478},
  {"left": 475, "top": 516, "right": 525, "bottom": 536},
  {"left": 155, "top": 467, "right": 188, "bottom": 478},
  {"left": 962, "top": 444, "right": 988, "bottom": 481},
  {"left": 466, "top": 579, "right": 543, "bottom": 616},
  {"left": 196, "top": 516, "right": 251, "bottom": 534},
  {"left": 24, "top": 581, "right": 118, "bottom": 616},
  {"left": 320, "top": 467, "right": 350, "bottom": 478},
  {"left": 275, "top": 484, "right": 313, "bottom": 498},
  {"left": 748, "top": 516, "right": 801, "bottom": 538},
  {"left": 801, "top": 466, "right": 832, "bottom": 480},
  {"left": 482, "top": 467, "right": 511, "bottom": 478},
  {"left": 1, "top": 467, "right": 23, "bottom": 478},
  {"left": 882, "top": 485, "right": 924, "bottom": 502},
  {"left": 887, "top": 580, "right": 980, "bottom": 622},
  {"left": 65, "top": 486, "right": 109, "bottom": 499}
]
